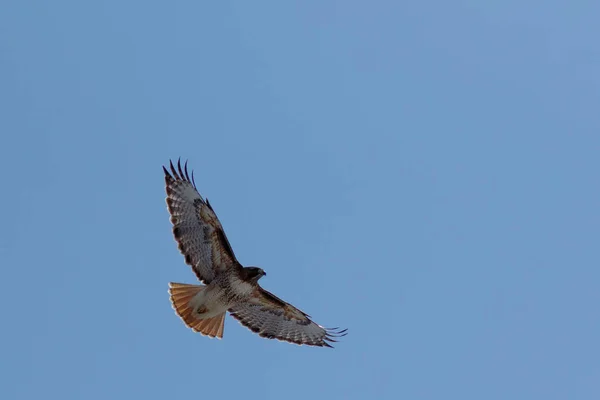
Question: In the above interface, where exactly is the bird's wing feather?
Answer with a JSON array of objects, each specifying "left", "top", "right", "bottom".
[
  {"left": 229, "top": 287, "right": 347, "bottom": 347},
  {"left": 164, "top": 159, "right": 239, "bottom": 284}
]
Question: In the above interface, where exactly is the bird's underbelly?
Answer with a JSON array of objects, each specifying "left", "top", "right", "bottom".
[
  {"left": 190, "top": 284, "right": 230, "bottom": 319},
  {"left": 191, "top": 277, "right": 254, "bottom": 319}
]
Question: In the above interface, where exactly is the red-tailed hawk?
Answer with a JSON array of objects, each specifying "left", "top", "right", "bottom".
[{"left": 164, "top": 159, "right": 346, "bottom": 347}]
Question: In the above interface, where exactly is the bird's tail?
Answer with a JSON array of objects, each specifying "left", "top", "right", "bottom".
[{"left": 168, "top": 282, "right": 225, "bottom": 339}]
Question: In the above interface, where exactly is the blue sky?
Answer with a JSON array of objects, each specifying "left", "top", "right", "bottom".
[{"left": 1, "top": 1, "right": 599, "bottom": 399}]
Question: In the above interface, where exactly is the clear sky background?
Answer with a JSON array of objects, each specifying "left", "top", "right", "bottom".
[{"left": 1, "top": 1, "right": 599, "bottom": 399}]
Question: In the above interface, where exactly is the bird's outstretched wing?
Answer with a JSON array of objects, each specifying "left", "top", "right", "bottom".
[
  {"left": 229, "top": 288, "right": 347, "bottom": 348},
  {"left": 164, "top": 159, "right": 240, "bottom": 284}
]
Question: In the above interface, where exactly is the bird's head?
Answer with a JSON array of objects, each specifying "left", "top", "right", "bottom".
[{"left": 244, "top": 266, "right": 267, "bottom": 282}]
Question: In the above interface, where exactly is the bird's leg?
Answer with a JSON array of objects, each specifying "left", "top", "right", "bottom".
[{"left": 196, "top": 305, "right": 208, "bottom": 315}]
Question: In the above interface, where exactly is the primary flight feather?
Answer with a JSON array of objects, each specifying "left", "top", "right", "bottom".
[{"left": 164, "top": 159, "right": 346, "bottom": 347}]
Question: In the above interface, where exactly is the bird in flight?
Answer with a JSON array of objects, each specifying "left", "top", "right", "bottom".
[{"left": 163, "top": 159, "right": 347, "bottom": 347}]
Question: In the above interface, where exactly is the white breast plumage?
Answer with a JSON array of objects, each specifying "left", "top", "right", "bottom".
[{"left": 230, "top": 276, "right": 255, "bottom": 297}]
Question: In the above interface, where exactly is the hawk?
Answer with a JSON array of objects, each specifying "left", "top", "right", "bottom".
[{"left": 164, "top": 159, "right": 346, "bottom": 347}]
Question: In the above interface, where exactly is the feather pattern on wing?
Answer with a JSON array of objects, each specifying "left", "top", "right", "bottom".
[
  {"left": 164, "top": 159, "right": 239, "bottom": 284},
  {"left": 228, "top": 288, "right": 348, "bottom": 348}
]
